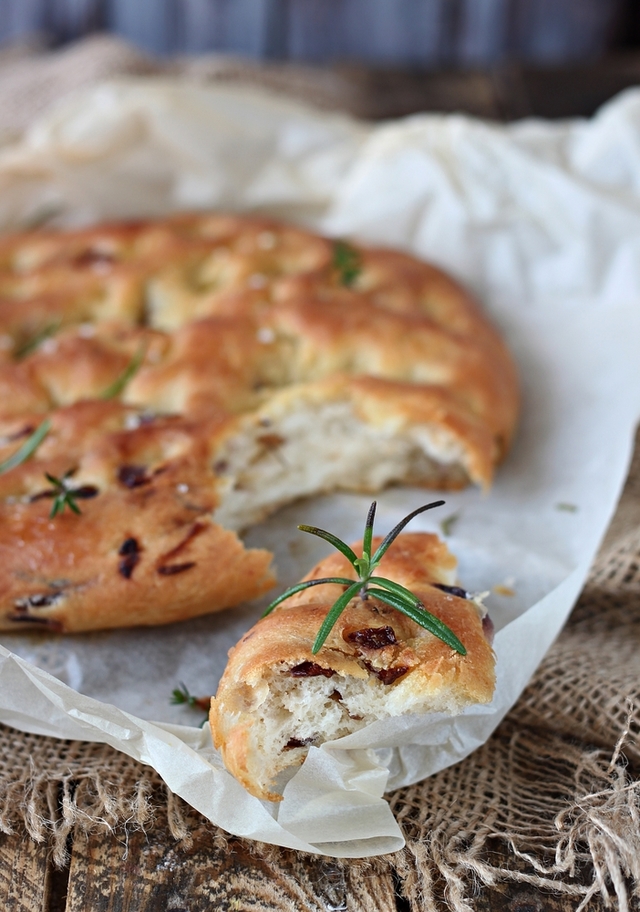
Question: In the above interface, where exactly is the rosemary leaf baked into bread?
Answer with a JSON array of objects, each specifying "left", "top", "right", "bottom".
[
  {"left": 210, "top": 531, "right": 495, "bottom": 802},
  {"left": 0, "top": 213, "right": 517, "bottom": 633}
]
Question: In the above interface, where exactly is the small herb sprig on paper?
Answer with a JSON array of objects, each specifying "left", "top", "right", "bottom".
[
  {"left": 332, "top": 240, "right": 362, "bottom": 287},
  {"left": 171, "top": 682, "right": 211, "bottom": 726},
  {"left": 171, "top": 682, "right": 211, "bottom": 712},
  {"left": 262, "top": 501, "right": 466, "bottom": 656},
  {"left": 0, "top": 418, "right": 51, "bottom": 475}
]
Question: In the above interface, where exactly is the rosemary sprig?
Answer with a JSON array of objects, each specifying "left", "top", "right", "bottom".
[
  {"left": 100, "top": 343, "right": 146, "bottom": 400},
  {"left": 171, "top": 682, "right": 211, "bottom": 712},
  {"left": 440, "top": 512, "right": 460, "bottom": 537},
  {"left": 45, "top": 470, "right": 83, "bottom": 518},
  {"left": 20, "top": 202, "right": 64, "bottom": 230},
  {"left": 15, "top": 321, "right": 61, "bottom": 359},
  {"left": 262, "top": 500, "right": 466, "bottom": 656},
  {"left": 0, "top": 418, "right": 51, "bottom": 475},
  {"left": 171, "top": 682, "right": 211, "bottom": 726},
  {"left": 332, "top": 240, "right": 362, "bottom": 287}
]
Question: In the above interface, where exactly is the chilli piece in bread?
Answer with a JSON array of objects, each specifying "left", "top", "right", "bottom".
[
  {"left": 0, "top": 212, "right": 517, "bottom": 632},
  {"left": 210, "top": 532, "right": 495, "bottom": 802}
]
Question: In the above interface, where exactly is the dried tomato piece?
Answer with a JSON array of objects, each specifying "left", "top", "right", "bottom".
[
  {"left": 289, "top": 661, "right": 334, "bottom": 678},
  {"left": 284, "top": 736, "right": 315, "bottom": 750},
  {"left": 345, "top": 626, "right": 397, "bottom": 649},
  {"left": 433, "top": 583, "right": 468, "bottom": 599},
  {"left": 117, "top": 465, "right": 150, "bottom": 488},
  {"left": 118, "top": 537, "right": 141, "bottom": 579},
  {"left": 376, "top": 665, "right": 409, "bottom": 685}
]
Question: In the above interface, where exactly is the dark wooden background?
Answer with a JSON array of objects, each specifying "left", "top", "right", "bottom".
[{"left": 0, "top": 0, "right": 638, "bottom": 65}]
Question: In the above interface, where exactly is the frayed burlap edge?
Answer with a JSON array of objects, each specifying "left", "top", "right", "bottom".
[
  {"left": 0, "top": 734, "right": 194, "bottom": 867},
  {"left": 2, "top": 713, "right": 639, "bottom": 909},
  {"left": 390, "top": 718, "right": 640, "bottom": 912}
]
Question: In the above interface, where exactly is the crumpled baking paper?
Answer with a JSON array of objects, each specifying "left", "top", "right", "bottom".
[{"left": 1, "top": 79, "right": 640, "bottom": 857}]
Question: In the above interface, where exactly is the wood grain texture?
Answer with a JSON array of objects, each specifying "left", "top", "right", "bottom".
[
  {"left": 0, "top": 0, "right": 43, "bottom": 45},
  {"left": 177, "top": 0, "right": 274, "bottom": 57},
  {"left": 492, "top": 54, "right": 640, "bottom": 120},
  {"left": 473, "top": 885, "right": 608, "bottom": 912},
  {"left": 468, "top": 842, "right": 612, "bottom": 912},
  {"left": 287, "top": 0, "right": 454, "bottom": 65},
  {"left": 107, "top": 0, "right": 177, "bottom": 54},
  {"left": 458, "top": 0, "right": 512, "bottom": 64},
  {"left": 64, "top": 810, "right": 397, "bottom": 912},
  {"left": 513, "top": 0, "right": 620, "bottom": 62},
  {"left": 339, "top": 64, "right": 501, "bottom": 120},
  {"left": 0, "top": 831, "right": 51, "bottom": 912},
  {"left": 45, "top": 0, "right": 104, "bottom": 43}
]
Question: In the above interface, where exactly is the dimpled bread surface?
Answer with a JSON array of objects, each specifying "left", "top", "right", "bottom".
[{"left": 0, "top": 213, "right": 518, "bottom": 633}]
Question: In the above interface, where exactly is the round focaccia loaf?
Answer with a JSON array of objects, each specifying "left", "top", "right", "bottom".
[
  {"left": 210, "top": 532, "right": 495, "bottom": 802},
  {"left": 0, "top": 212, "right": 517, "bottom": 632}
]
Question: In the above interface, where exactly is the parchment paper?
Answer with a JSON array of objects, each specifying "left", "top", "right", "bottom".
[{"left": 1, "top": 80, "right": 640, "bottom": 857}]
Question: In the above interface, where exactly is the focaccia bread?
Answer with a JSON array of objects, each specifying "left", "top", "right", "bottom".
[
  {"left": 0, "top": 213, "right": 517, "bottom": 632},
  {"left": 210, "top": 532, "right": 495, "bottom": 802}
]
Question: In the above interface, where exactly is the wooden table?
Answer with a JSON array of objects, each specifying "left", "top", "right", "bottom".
[
  {"left": 0, "top": 813, "right": 612, "bottom": 911},
  {"left": 2, "top": 55, "right": 638, "bottom": 912}
]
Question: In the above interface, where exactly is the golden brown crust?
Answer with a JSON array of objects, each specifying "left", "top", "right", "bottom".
[
  {"left": 210, "top": 533, "right": 496, "bottom": 801},
  {"left": 0, "top": 212, "right": 517, "bottom": 632},
  {"left": 0, "top": 404, "right": 275, "bottom": 633}
]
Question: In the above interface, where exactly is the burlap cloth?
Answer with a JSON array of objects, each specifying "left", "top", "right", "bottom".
[{"left": 0, "top": 34, "right": 640, "bottom": 911}]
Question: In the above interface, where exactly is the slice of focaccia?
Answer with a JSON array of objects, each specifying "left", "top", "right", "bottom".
[{"left": 210, "top": 532, "right": 495, "bottom": 802}]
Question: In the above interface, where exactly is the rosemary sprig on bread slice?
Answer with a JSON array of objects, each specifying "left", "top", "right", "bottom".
[
  {"left": 210, "top": 503, "right": 495, "bottom": 802},
  {"left": 263, "top": 500, "right": 466, "bottom": 655}
]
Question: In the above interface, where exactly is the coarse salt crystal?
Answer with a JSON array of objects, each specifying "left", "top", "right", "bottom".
[
  {"left": 257, "top": 231, "right": 276, "bottom": 250},
  {"left": 248, "top": 273, "right": 267, "bottom": 289},
  {"left": 256, "top": 327, "right": 276, "bottom": 344}
]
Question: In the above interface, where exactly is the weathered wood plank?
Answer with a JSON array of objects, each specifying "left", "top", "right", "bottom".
[
  {"left": 493, "top": 54, "right": 640, "bottom": 121},
  {"left": 473, "top": 883, "right": 609, "bottom": 912},
  {"left": 178, "top": 0, "right": 274, "bottom": 57},
  {"left": 47, "top": 0, "right": 104, "bottom": 43},
  {"left": 287, "top": 0, "right": 453, "bottom": 66},
  {"left": 107, "top": 0, "right": 178, "bottom": 54},
  {"left": 337, "top": 0, "right": 450, "bottom": 66},
  {"left": 468, "top": 840, "right": 611, "bottom": 912},
  {"left": 64, "top": 810, "right": 397, "bottom": 912},
  {"left": 0, "top": 0, "right": 628, "bottom": 63},
  {"left": 0, "top": 831, "right": 51, "bottom": 912},
  {"left": 338, "top": 65, "right": 501, "bottom": 120},
  {"left": 457, "top": 0, "right": 511, "bottom": 65},
  {"left": 0, "top": 0, "right": 43, "bottom": 47},
  {"left": 513, "top": 0, "right": 621, "bottom": 63}
]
